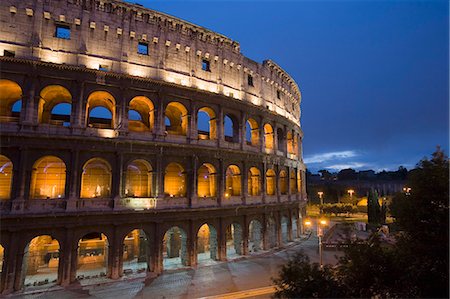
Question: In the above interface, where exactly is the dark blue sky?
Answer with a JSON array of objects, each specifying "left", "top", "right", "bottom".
[{"left": 140, "top": 0, "right": 448, "bottom": 172}]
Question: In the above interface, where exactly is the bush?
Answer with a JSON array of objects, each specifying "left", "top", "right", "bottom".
[{"left": 320, "top": 203, "right": 357, "bottom": 216}]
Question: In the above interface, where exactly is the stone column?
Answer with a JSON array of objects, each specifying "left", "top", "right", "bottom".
[
  {"left": 70, "top": 80, "right": 85, "bottom": 130},
  {"left": 152, "top": 226, "right": 163, "bottom": 274},
  {"left": 261, "top": 162, "right": 267, "bottom": 203},
  {"left": 118, "top": 89, "right": 129, "bottom": 136},
  {"left": 109, "top": 229, "right": 123, "bottom": 279},
  {"left": 11, "top": 148, "right": 28, "bottom": 212},
  {"left": 287, "top": 214, "right": 293, "bottom": 242},
  {"left": 240, "top": 111, "right": 247, "bottom": 150},
  {"left": 259, "top": 124, "right": 265, "bottom": 153},
  {"left": 188, "top": 155, "right": 198, "bottom": 207},
  {"left": 154, "top": 94, "right": 165, "bottom": 140},
  {"left": 187, "top": 221, "right": 197, "bottom": 267},
  {"left": 59, "top": 229, "right": 74, "bottom": 286},
  {"left": 217, "top": 105, "right": 224, "bottom": 147},
  {"left": 1, "top": 236, "right": 18, "bottom": 294},
  {"left": 66, "top": 150, "right": 79, "bottom": 210},
  {"left": 242, "top": 162, "right": 248, "bottom": 204},
  {"left": 276, "top": 213, "right": 282, "bottom": 247},
  {"left": 242, "top": 216, "right": 249, "bottom": 255},
  {"left": 262, "top": 215, "right": 269, "bottom": 250},
  {"left": 112, "top": 153, "right": 123, "bottom": 206},
  {"left": 217, "top": 159, "right": 224, "bottom": 206},
  {"left": 189, "top": 104, "right": 198, "bottom": 141},
  {"left": 156, "top": 151, "right": 164, "bottom": 198},
  {"left": 218, "top": 219, "right": 227, "bottom": 261},
  {"left": 276, "top": 164, "right": 281, "bottom": 202},
  {"left": 12, "top": 240, "right": 26, "bottom": 292},
  {"left": 20, "top": 75, "right": 37, "bottom": 127}
]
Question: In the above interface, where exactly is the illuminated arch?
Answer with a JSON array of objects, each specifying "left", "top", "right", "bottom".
[
  {"left": 125, "top": 160, "right": 152, "bottom": 197},
  {"left": 80, "top": 158, "right": 112, "bottom": 198},
  {"left": 86, "top": 91, "right": 116, "bottom": 129},
  {"left": 0, "top": 79, "right": 22, "bottom": 122},
  {"left": 279, "top": 170, "right": 288, "bottom": 195},
  {"left": 0, "top": 155, "right": 13, "bottom": 200},
  {"left": 128, "top": 96, "right": 154, "bottom": 132},
  {"left": 197, "top": 223, "right": 218, "bottom": 262},
  {"left": 38, "top": 85, "right": 72, "bottom": 125},
  {"left": 197, "top": 163, "right": 217, "bottom": 197},
  {"left": 245, "top": 118, "right": 259, "bottom": 146},
  {"left": 266, "top": 169, "right": 276, "bottom": 196},
  {"left": 290, "top": 169, "right": 297, "bottom": 194},
  {"left": 30, "top": 156, "right": 66, "bottom": 199},
  {"left": 263, "top": 123, "right": 274, "bottom": 150},
  {"left": 22, "top": 235, "right": 60, "bottom": 289},
  {"left": 287, "top": 131, "right": 294, "bottom": 154},
  {"left": 248, "top": 167, "right": 261, "bottom": 196},
  {"left": 297, "top": 170, "right": 302, "bottom": 193},
  {"left": 248, "top": 220, "right": 263, "bottom": 253},
  {"left": 77, "top": 233, "right": 108, "bottom": 278},
  {"left": 225, "top": 165, "right": 241, "bottom": 197},
  {"left": 224, "top": 114, "right": 239, "bottom": 143},
  {"left": 163, "top": 226, "right": 188, "bottom": 269},
  {"left": 277, "top": 128, "right": 284, "bottom": 152},
  {"left": 165, "top": 102, "right": 188, "bottom": 136},
  {"left": 197, "top": 107, "right": 217, "bottom": 140},
  {"left": 164, "top": 162, "right": 186, "bottom": 197},
  {"left": 122, "top": 229, "right": 150, "bottom": 276},
  {"left": 225, "top": 223, "right": 243, "bottom": 257}
]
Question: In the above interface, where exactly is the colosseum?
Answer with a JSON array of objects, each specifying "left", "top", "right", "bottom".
[{"left": 0, "top": 0, "right": 306, "bottom": 294}]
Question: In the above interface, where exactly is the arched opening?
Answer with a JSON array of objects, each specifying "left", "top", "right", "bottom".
[
  {"left": 163, "top": 227, "right": 187, "bottom": 270},
  {"left": 80, "top": 158, "right": 112, "bottom": 198},
  {"left": 86, "top": 91, "right": 116, "bottom": 129},
  {"left": 293, "top": 133, "right": 299, "bottom": 155},
  {"left": 281, "top": 216, "right": 289, "bottom": 244},
  {"left": 128, "top": 96, "right": 154, "bottom": 132},
  {"left": 248, "top": 220, "right": 263, "bottom": 253},
  {"left": 197, "top": 224, "right": 218, "bottom": 263},
  {"left": 165, "top": 102, "right": 188, "bottom": 136},
  {"left": 77, "top": 233, "right": 108, "bottom": 280},
  {"left": 290, "top": 170, "right": 297, "bottom": 194},
  {"left": 297, "top": 170, "right": 302, "bottom": 193},
  {"left": 226, "top": 223, "right": 243, "bottom": 259},
  {"left": 125, "top": 160, "right": 152, "bottom": 197},
  {"left": 279, "top": 170, "right": 288, "bottom": 195},
  {"left": 248, "top": 167, "right": 261, "bottom": 196},
  {"left": 224, "top": 114, "right": 239, "bottom": 143},
  {"left": 22, "top": 235, "right": 59, "bottom": 290},
  {"left": 122, "top": 229, "right": 150, "bottom": 277},
  {"left": 267, "top": 217, "right": 277, "bottom": 248},
  {"left": 50, "top": 103, "right": 71, "bottom": 127},
  {"left": 164, "top": 163, "right": 186, "bottom": 197},
  {"left": 30, "top": 156, "right": 66, "bottom": 199},
  {"left": 266, "top": 169, "right": 276, "bottom": 196},
  {"left": 0, "top": 79, "right": 22, "bottom": 123},
  {"left": 0, "top": 155, "right": 13, "bottom": 200},
  {"left": 197, "top": 107, "right": 216, "bottom": 140},
  {"left": 263, "top": 123, "right": 274, "bottom": 150},
  {"left": 38, "top": 85, "right": 72, "bottom": 125},
  {"left": 197, "top": 163, "right": 217, "bottom": 197},
  {"left": 287, "top": 131, "right": 294, "bottom": 155},
  {"left": 225, "top": 165, "right": 241, "bottom": 197},
  {"left": 245, "top": 118, "right": 259, "bottom": 146},
  {"left": 277, "top": 128, "right": 284, "bottom": 152}
]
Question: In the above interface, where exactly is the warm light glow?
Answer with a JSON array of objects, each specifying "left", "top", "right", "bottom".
[
  {"left": 317, "top": 191, "right": 324, "bottom": 198},
  {"left": 0, "top": 155, "right": 13, "bottom": 200},
  {"left": 319, "top": 219, "right": 327, "bottom": 226},
  {"left": 304, "top": 220, "right": 312, "bottom": 226},
  {"left": 347, "top": 189, "right": 355, "bottom": 197}
]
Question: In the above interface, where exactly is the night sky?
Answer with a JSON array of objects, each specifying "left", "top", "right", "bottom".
[{"left": 138, "top": 0, "right": 448, "bottom": 172}]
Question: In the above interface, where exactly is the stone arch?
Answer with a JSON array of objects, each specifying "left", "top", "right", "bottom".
[
  {"left": 224, "top": 113, "right": 239, "bottom": 143},
  {"left": 128, "top": 96, "right": 154, "bottom": 132},
  {"left": 287, "top": 131, "right": 294, "bottom": 155},
  {"left": 86, "top": 91, "right": 116, "bottom": 129},
  {"left": 248, "top": 167, "right": 261, "bottom": 196},
  {"left": 276, "top": 127, "right": 285, "bottom": 152},
  {"left": 263, "top": 123, "right": 274, "bottom": 150},
  {"left": 197, "top": 106, "right": 216, "bottom": 140},
  {"left": 290, "top": 169, "right": 297, "bottom": 194},
  {"left": 0, "top": 155, "right": 13, "bottom": 200},
  {"left": 38, "top": 85, "right": 72, "bottom": 125},
  {"left": 267, "top": 216, "right": 278, "bottom": 248},
  {"left": 125, "top": 159, "right": 152, "bottom": 197},
  {"left": 165, "top": 102, "right": 188, "bottom": 136},
  {"left": 297, "top": 170, "right": 302, "bottom": 193},
  {"left": 225, "top": 164, "right": 241, "bottom": 197},
  {"left": 279, "top": 170, "right": 288, "bottom": 195},
  {"left": 163, "top": 226, "right": 188, "bottom": 269},
  {"left": 197, "top": 163, "right": 217, "bottom": 197},
  {"left": 0, "top": 79, "right": 22, "bottom": 122},
  {"left": 30, "top": 156, "right": 66, "bottom": 199},
  {"left": 248, "top": 220, "right": 263, "bottom": 253},
  {"left": 245, "top": 118, "right": 259, "bottom": 146},
  {"left": 122, "top": 229, "right": 151, "bottom": 276},
  {"left": 226, "top": 223, "right": 243, "bottom": 258},
  {"left": 164, "top": 162, "right": 186, "bottom": 197},
  {"left": 80, "top": 158, "right": 112, "bottom": 198},
  {"left": 76, "top": 232, "right": 109, "bottom": 280},
  {"left": 281, "top": 215, "right": 289, "bottom": 244},
  {"left": 197, "top": 223, "right": 218, "bottom": 262},
  {"left": 21, "top": 235, "right": 60, "bottom": 290},
  {"left": 266, "top": 169, "right": 276, "bottom": 196}
]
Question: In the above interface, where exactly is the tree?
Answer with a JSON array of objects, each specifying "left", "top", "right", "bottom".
[
  {"left": 337, "top": 168, "right": 357, "bottom": 181},
  {"left": 367, "top": 189, "right": 381, "bottom": 226},
  {"left": 390, "top": 146, "right": 449, "bottom": 298},
  {"left": 272, "top": 252, "right": 343, "bottom": 298}
]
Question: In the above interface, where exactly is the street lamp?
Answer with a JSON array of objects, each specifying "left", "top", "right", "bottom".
[
  {"left": 304, "top": 218, "right": 328, "bottom": 268},
  {"left": 317, "top": 191, "right": 324, "bottom": 205},
  {"left": 402, "top": 187, "right": 411, "bottom": 196},
  {"left": 347, "top": 189, "right": 355, "bottom": 198}
]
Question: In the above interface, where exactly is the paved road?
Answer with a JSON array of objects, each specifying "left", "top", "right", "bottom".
[{"left": 9, "top": 236, "right": 342, "bottom": 299}]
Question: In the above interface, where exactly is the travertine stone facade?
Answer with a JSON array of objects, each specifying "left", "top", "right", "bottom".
[{"left": 0, "top": 0, "right": 306, "bottom": 294}]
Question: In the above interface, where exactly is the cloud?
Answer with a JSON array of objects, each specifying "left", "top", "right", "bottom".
[
  {"left": 324, "top": 162, "right": 368, "bottom": 171},
  {"left": 304, "top": 150, "right": 358, "bottom": 164}
]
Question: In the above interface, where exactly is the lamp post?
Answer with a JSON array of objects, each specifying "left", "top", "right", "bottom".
[
  {"left": 402, "top": 187, "right": 411, "bottom": 196},
  {"left": 317, "top": 191, "right": 324, "bottom": 205},
  {"left": 304, "top": 218, "right": 328, "bottom": 268}
]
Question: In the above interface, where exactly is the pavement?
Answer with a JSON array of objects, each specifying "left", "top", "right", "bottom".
[{"left": 7, "top": 235, "right": 343, "bottom": 299}]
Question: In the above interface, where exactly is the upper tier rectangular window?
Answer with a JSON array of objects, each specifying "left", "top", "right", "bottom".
[
  {"left": 55, "top": 25, "right": 71, "bottom": 39},
  {"left": 202, "top": 59, "right": 210, "bottom": 71},
  {"left": 248, "top": 74, "right": 254, "bottom": 86},
  {"left": 277, "top": 90, "right": 281, "bottom": 99},
  {"left": 138, "top": 42, "right": 148, "bottom": 55}
]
